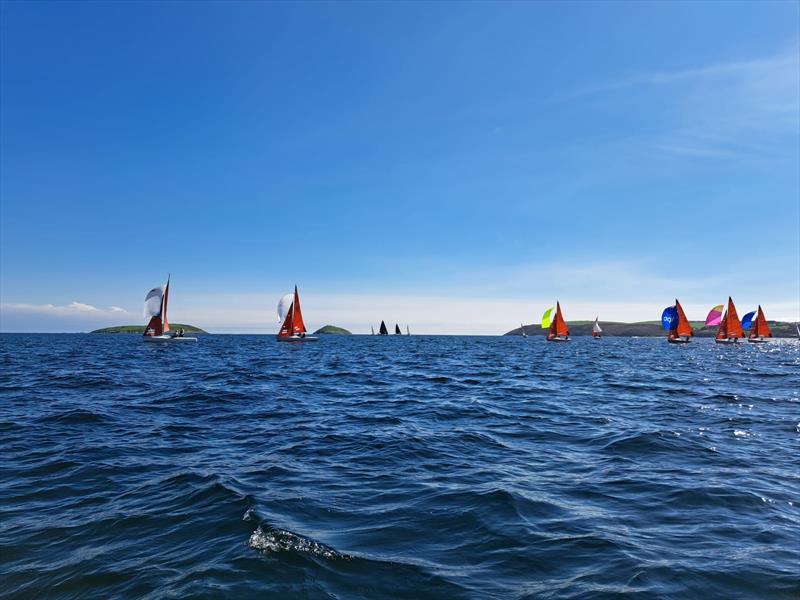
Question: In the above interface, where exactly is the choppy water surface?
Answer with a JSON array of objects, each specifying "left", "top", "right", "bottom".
[{"left": 1, "top": 334, "right": 799, "bottom": 599}]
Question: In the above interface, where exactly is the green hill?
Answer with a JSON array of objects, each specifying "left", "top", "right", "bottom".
[
  {"left": 505, "top": 321, "right": 798, "bottom": 338},
  {"left": 313, "top": 325, "right": 352, "bottom": 335},
  {"left": 91, "top": 323, "right": 207, "bottom": 334}
]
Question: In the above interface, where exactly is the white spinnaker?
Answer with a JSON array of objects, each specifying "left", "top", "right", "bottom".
[
  {"left": 593, "top": 319, "right": 603, "bottom": 333},
  {"left": 277, "top": 293, "right": 294, "bottom": 323},
  {"left": 143, "top": 285, "right": 165, "bottom": 318}
]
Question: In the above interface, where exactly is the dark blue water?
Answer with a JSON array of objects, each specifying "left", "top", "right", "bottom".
[{"left": 1, "top": 334, "right": 798, "bottom": 599}]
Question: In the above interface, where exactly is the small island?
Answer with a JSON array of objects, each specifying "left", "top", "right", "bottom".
[
  {"left": 312, "top": 325, "right": 352, "bottom": 335},
  {"left": 91, "top": 323, "right": 207, "bottom": 334}
]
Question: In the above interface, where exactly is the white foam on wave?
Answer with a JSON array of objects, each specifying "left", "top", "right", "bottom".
[{"left": 248, "top": 525, "right": 351, "bottom": 561}]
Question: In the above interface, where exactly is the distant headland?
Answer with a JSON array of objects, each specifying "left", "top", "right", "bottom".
[
  {"left": 505, "top": 321, "right": 798, "bottom": 337},
  {"left": 312, "top": 325, "right": 352, "bottom": 335},
  {"left": 91, "top": 324, "right": 207, "bottom": 334}
]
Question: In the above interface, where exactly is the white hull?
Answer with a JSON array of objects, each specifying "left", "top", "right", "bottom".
[
  {"left": 747, "top": 338, "right": 769, "bottom": 344},
  {"left": 143, "top": 335, "right": 197, "bottom": 343},
  {"left": 715, "top": 338, "right": 740, "bottom": 344},
  {"left": 668, "top": 337, "right": 690, "bottom": 344},
  {"left": 547, "top": 336, "right": 570, "bottom": 342},
  {"left": 277, "top": 335, "right": 318, "bottom": 342}
]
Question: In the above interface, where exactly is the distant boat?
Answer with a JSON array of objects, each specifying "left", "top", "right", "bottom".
[
  {"left": 394, "top": 323, "right": 402, "bottom": 335},
  {"left": 371, "top": 325, "right": 375, "bottom": 335},
  {"left": 379, "top": 320, "right": 389, "bottom": 335},
  {"left": 715, "top": 297, "right": 744, "bottom": 344},
  {"left": 546, "top": 302, "right": 570, "bottom": 342},
  {"left": 277, "top": 286, "right": 318, "bottom": 342},
  {"left": 142, "top": 276, "right": 197, "bottom": 342},
  {"left": 521, "top": 323, "right": 527, "bottom": 338},
  {"left": 406, "top": 325, "right": 410, "bottom": 336},
  {"left": 592, "top": 317, "right": 602, "bottom": 339},
  {"left": 796, "top": 323, "right": 800, "bottom": 338},
  {"left": 666, "top": 299, "right": 693, "bottom": 344},
  {"left": 747, "top": 306, "right": 772, "bottom": 343}
]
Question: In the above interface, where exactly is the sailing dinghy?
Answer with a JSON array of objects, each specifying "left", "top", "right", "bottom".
[
  {"left": 592, "top": 317, "right": 602, "bottom": 339},
  {"left": 715, "top": 297, "right": 744, "bottom": 344},
  {"left": 546, "top": 302, "right": 570, "bottom": 342},
  {"left": 521, "top": 323, "right": 527, "bottom": 338},
  {"left": 395, "top": 324, "right": 402, "bottom": 335},
  {"left": 747, "top": 306, "right": 772, "bottom": 343},
  {"left": 142, "top": 276, "right": 197, "bottom": 342},
  {"left": 277, "top": 286, "right": 318, "bottom": 342},
  {"left": 379, "top": 321, "right": 389, "bottom": 335},
  {"left": 666, "top": 299, "right": 692, "bottom": 344}
]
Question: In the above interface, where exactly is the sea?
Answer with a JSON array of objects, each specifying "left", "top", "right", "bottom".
[{"left": 1, "top": 333, "right": 798, "bottom": 599}]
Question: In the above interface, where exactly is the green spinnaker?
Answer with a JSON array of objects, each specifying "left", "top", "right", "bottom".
[{"left": 541, "top": 307, "right": 555, "bottom": 329}]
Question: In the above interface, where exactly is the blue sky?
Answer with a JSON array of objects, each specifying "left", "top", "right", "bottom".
[{"left": 1, "top": 1, "right": 798, "bottom": 333}]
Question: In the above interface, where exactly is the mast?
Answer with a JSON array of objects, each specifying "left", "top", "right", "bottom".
[{"left": 162, "top": 274, "right": 170, "bottom": 333}]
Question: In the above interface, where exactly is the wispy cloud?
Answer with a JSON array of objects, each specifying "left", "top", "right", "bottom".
[
  {"left": 562, "top": 46, "right": 800, "bottom": 161},
  {"left": 2, "top": 301, "right": 131, "bottom": 316}
]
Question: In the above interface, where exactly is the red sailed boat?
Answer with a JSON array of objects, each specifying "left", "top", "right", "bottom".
[
  {"left": 277, "top": 286, "right": 318, "bottom": 342},
  {"left": 546, "top": 302, "right": 570, "bottom": 342},
  {"left": 667, "top": 299, "right": 693, "bottom": 344},
  {"left": 715, "top": 297, "right": 744, "bottom": 344},
  {"left": 142, "top": 276, "right": 197, "bottom": 342},
  {"left": 748, "top": 305, "right": 772, "bottom": 343}
]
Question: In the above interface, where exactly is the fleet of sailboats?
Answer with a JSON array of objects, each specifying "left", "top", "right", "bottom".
[{"left": 134, "top": 279, "right": 791, "bottom": 342}]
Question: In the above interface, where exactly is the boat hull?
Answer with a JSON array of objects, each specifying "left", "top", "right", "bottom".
[
  {"left": 546, "top": 336, "right": 570, "bottom": 342},
  {"left": 277, "top": 336, "right": 318, "bottom": 342},
  {"left": 747, "top": 338, "right": 769, "bottom": 344},
  {"left": 715, "top": 338, "right": 740, "bottom": 344},
  {"left": 143, "top": 335, "right": 197, "bottom": 343},
  {"left": 667, "top": 337, "right": 690, "bottom": 344}
]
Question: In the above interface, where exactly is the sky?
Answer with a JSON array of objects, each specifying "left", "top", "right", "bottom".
[{"left": 1, "top": 0, "right": 798, "bottom": 334}]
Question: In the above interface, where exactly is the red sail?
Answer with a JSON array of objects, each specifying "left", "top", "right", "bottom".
[
  {"left": 716, "top": 310, "right": 728, "bottom": 340},
  {"left": 552, "top": 302, "right": 569, "bottom": 337},
  {"left": 144, "top": 315, "right": 163, "bottom": 336},
  {"left": 162, "top": 278, "right": 170, "bottom": 333},
  {"left": 278, "top": 286, "right": 307, "bottom": 338},
  {"left": 751, "top": 305, "right": 772, "bottom": 338},
  {"left": 674, "top": 299, "right": 693, "bottom": 338},
  {"left": 727, "top": 297, "right": 744, "bottom": 338}
]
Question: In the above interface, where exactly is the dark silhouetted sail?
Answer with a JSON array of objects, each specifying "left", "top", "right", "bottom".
[{"left": 379, "top": 321, "right": 388, "bottom": 335}]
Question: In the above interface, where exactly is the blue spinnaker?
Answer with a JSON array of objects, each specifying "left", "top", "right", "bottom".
[
  {"left": 661, "top": 306, "right": 678, "bottom": 331},
  {"left": 741, "top": 311, "right": 756, "bottom": 330}
]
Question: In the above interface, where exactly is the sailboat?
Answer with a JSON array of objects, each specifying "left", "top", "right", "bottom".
[
  {"left": 546, "top": 302, "right": 570, "bottom": 342},
  {"left": 379, "top": 321, "right": 389, "bottom": 335},
  {"left": 715, "top": 297, "right": 744, "bottom": 344},
  {"left": 521, "top": 323, "right": 527, "bottom": 338},
  {"left": 592, "top": 317, "right": 602, "bottom": 339},
  {"left": 394, "top": 324, "right": 402, "bottom": 335},
  {"left": 406, "top": 325, "right": 410, "bottom": 336},
  {"left": 371, "top": 325, "right": 375, "bottom": 335},
  {"left": 277, "top": 286, "right": 318, "bottom": 342},
  {"left": 142, "top": 276, "right": 197, "bottom": 342},
  {"left": 666, "top": 299, "right": 693, "bottom": 344},
  {"left": 747, "top": 306, "right": 772, "bottom": 343}
]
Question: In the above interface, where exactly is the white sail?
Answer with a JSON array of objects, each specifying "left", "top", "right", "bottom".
[
  {"left": 593, "top": 318, "right": 603, "bottom": 334},
  {"left": 143, "top": 285, "right": 165, "bottom": 318},
  {"left": 277, "top": 293, "right": 294, "bottom": 323}
]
